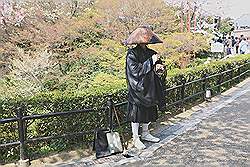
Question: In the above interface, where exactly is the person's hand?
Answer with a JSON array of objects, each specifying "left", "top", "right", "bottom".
[
  {"left": 152, "top": 54, "right": 160, "bottom": 64},
  {"left": 155, "top": 64, "right": 164, "bottom": 71}
]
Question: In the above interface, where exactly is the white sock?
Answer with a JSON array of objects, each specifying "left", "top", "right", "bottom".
[
  {"left": 142, "top": 123, "right": 150, "bottom": 133},
  {"left": 131, "top": 122, "right": 139, "bottom": 139}
]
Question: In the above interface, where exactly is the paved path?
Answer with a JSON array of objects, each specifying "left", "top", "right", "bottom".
[
  {"left": 119, "top": 87, "right": 250, "bottom": 166},
  {"left": 48, "top": 78, "right": 250, "bottom": 167}
]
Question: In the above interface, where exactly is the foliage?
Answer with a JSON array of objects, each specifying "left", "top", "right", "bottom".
[
  {"left": 219, "top": 17, "right": 234, "bottom": 34},
  {"left": 0, "top": 54, "right": 249, "bottom": 163},
  {"left": 95, "top": 0, "right": 178, "bottom": 39},
  {"left": 0, "top": 0, "right": 210, "bottom": 96},
  {"left": 186, "top": 58, "right": 207, "bottom": 68},
  {"left": 0, "top": 1, "right": 246, "bottom": 163},
  {"left": 150, "top": 32, "right": 209, "bottom": 69}
]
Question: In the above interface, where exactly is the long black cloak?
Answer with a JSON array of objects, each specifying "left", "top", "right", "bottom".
[{"left": 126, "top": 45, "right": 166, "bottom": 123}]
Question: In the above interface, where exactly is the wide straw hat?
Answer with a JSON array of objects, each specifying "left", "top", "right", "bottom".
[{"left": 122, "top": 26, "right": 163, "bottom": 45}]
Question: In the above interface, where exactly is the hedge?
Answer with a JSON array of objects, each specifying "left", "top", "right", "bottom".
[{"left": 0, "top": 54, "right": 249, "bottom": 163}]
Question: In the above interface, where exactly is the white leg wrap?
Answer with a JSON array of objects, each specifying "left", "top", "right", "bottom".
[
  {"left": 142, "top": 122, "right": 150, "bottom": 133},
  {"left": 131, "top": 122, "right": 139, "bottom": 138}
]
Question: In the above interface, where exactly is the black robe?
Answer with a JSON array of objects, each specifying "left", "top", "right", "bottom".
[{"left": 126, "top": 45, "right": 166, "bottom": 123}]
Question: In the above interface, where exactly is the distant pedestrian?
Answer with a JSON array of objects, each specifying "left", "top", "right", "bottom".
[
  {"left": 239, "top": 34, "right": 244, "bottom": 43},
  {"left": 217, "top": 37, "right": 223, "bottom": 43},
  {"left": 231, "top": 36, "right": 236, "bottom": 47},
  {"left": 239, "top": 38, "right": 249, "bottom": 54},
  {"left": 226, "top": 37, "right": 232, "bottom": 55},
  {"left": 235, "top": 37, "right": 240, "bottom": 54},
  {"left": 231, "top": 36, "right": 236, "bottom": 54}
]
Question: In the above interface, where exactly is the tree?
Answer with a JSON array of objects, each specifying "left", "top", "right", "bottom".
[
  {"left": 95, "top": 0, "right": 178, "bottom": 40},
  {"left": 219, "top": 17, "right": 234, "bottom": 34}
]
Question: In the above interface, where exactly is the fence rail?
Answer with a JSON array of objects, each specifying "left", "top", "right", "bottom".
[{"left": 0, "top": 61, "right": 249, "bottom": 162}]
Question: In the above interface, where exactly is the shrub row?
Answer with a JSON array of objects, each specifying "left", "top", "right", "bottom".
[{"left": 0, "top": 54, "right": 249, "bottom": 163}]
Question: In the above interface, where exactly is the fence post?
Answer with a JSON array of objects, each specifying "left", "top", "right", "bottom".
[
  {"left": 203, "top": 74, "right": 208, "bottom": 100},
  {"left": 107, "top": 95, "right": 113, "bottom": 131},
  {"left": 17, "top": 109, "right": 29, "bottom": 167},
  {"left": 230, "top": 68, "right": 233, "bottom": 87},
  {"left": 237, "top": 65, "right": 240, "bottom": 83},
  {"left": 247, "top": 63, "right": 249, "bottom": 78},
  {"left": 217, "top": 72, "right": 222, "bottom": 95},
  {"left": 181, "top": 77, "right": 186, "bottom": 111}
]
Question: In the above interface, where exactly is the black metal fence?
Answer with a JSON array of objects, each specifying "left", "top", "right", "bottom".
[{"left": 0, "top": 62, "right": 249, "bottom": 163}]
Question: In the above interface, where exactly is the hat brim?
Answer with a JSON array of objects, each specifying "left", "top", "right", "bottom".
[{"left": 122, "top": 27, "right": 163, "bottom": 45}]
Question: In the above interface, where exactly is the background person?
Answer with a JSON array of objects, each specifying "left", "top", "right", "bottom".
[
  {"left": 226, "top": 36, "right": 232, "bottom": 55},
  {"left": 235, "top": 37, "right": 240, "bottom": 54},
  {"left": 239, "top": 38, "right": 249, "bottom": 54},
  {"left": 217, "top": 37, "right": 223, "bottom": 43}
]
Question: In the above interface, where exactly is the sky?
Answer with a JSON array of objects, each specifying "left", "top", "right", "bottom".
[
  {"left": 202, "top": 0, "right": 250, "bottom": 19},
  {"left": 166, "top": 0, "right": 250, "bottom": 19}
]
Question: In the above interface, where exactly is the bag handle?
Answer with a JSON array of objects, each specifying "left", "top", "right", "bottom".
[
  {"left": 107, "top": 96, "right": 114, "bottom": 132},
  {"left": 113, "top": 107, "right": 128, "bottom": 150},
  {"left": 107, "top": 96, "right": 128, "bottom": 150}
]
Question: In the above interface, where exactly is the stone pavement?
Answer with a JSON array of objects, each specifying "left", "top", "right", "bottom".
[
  {"left": 118, "top": 84, "right": 250, "bottom": 166},
  {"left": 48, "top": 78, "right": 250, "bottom": 167}
]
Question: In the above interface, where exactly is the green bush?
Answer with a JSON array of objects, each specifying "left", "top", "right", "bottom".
[
  {"left": 165, "top": 54, "right": 249, "bottom": 105},
  {"left": 0, "top": 54, "right": 249, "bottom": 163}
]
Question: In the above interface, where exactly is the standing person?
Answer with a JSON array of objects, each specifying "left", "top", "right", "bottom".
[
  {"left": 235, "top": 37, "right": 240, "bottom": 54},
  {"left": 222, "top": 36, "right": 227, "bottom": 45},
  {"left": 222, "top": 36, "right": 227, "bottom": 57},
  {"left": 226, "top": 37, "right": 232, "bottom": 55},
  {"left": 123, "top": 26, "right": 166, "bottom": 150},
  {"left": 231, "top": 36, "right": 236, "bottom": 54},
  {"left": 217, "top": 37, "right": 223, "bottom": 43},
  {"left": 240, "top": 34, "right": 244, "bottom": 42},
  {"left": 239, "top": 38, "right": 249, "bottom": 54}
]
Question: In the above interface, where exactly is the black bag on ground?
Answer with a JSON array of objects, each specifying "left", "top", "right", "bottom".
[
  {"left": 93, "top": 129, "right": 112, "bottom": 159},
  {"left": 93, "top": 101, "right": 124, "bottom": 159}
]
